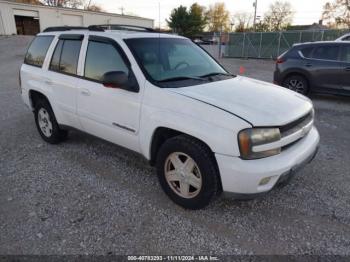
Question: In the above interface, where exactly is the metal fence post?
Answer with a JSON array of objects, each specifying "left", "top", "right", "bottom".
[
  {"left": 259, "top": 32, "right": 262, "bottom": 58},
  {"left": 242, "top": 33, "right": 246, "bottom": 57},
  {"left": 277, "top": 32, "right": 282, "bottom": 57}
]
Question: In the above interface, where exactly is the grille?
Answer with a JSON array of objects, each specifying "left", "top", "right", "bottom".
[{"left": 280, "top": 111, "right": 313, "bottom": 138}]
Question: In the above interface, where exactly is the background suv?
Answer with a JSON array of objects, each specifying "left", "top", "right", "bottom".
[{"left": 274, "top": 41, "right": 350, "bottom": 96}]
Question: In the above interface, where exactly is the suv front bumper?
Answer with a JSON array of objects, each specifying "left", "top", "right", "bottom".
[{"left": 216, "top": 126, "right": 320, "bottom": 197}]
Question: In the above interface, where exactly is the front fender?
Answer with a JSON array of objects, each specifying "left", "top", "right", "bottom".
[{"left": 139, "top": 107, "right": 250, "bottom": 160}]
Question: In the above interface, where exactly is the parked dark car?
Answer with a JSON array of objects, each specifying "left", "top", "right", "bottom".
[{"left": 274, "top": 41, "right": 350, "bottom": 96}]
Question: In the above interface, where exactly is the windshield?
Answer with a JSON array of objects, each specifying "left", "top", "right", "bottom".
[{"left": 125, "top": 37, "right": 232, "bottom": 87}]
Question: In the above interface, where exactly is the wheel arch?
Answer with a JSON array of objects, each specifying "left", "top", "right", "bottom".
[
  {"left": 149, "top": 127, "right": 215, "bottom": 166},
  {"left": 28, "top": 89, "right": 51, "bottom": 110},
  {"left": 282, "top": 70, "right": 311, "bottom": 91},
  {"left": 149, "top": 126, "right": 223, "bottom": 192}
]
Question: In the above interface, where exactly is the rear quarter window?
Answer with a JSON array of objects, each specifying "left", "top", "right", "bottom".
[
  {"left": 300, "top": 46, "right": 314, "bottom": 58},
  {"left": 24, "top": 36, "right": 54, "bottom": 67}
]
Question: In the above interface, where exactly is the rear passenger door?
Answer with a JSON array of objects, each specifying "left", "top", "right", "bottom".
[
  {"left": 46, "top": 34, "right": 84, "bottom": 128},
  {"left": 76, "top": 36, "right": 142, "bottom": 152},
  {"left": 338, "top": 44, "right": 350, "bottom": 94},
  {"left": 309, "top": 44, "right": 343, "bottom": 92}
]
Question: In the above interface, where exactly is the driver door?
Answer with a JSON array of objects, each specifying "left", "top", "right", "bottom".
[{"left": 77, "top": 36, "right": 141, "bottom": 152}]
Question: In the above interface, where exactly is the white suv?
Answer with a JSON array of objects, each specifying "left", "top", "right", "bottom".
[{"left": 20, "top": 25, "right": 319, "bottom": 209}]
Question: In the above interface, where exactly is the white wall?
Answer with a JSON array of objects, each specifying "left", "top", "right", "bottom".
[{"left": 0, "top": 0, "right": 154, "bottom": 35}]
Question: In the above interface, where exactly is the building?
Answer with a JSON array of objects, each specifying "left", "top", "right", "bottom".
[
  {"left": 286, "top": 21, "right": 328, "bottom": 31},
  {"left": 0, "top": 0, "right": 154, "bottom": 35}
]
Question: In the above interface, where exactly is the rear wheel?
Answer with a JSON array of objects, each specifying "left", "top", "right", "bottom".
[
  {"left": 156, "top": 135, "right": 221, "bottom": 209},
  {"left": 34, "top": 99, "right": 67, "bottom": 144},
  {"left": 282, "top": 75, "right": 309, "bottom": 95}
]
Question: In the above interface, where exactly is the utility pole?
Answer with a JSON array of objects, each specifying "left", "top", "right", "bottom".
[
  {"left": 119, "top": 7, "right": 124, "bottom": 15},
  {"left": 253, "top": 0, "right": 257, "bottom": 31}
]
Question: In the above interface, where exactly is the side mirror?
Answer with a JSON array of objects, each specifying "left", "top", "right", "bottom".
[
  {"left": 102, "top": 71, "right": 129, "bottom": 88},
  {"left": 101, "top": 71, "right": 139, "bottom": 93}
]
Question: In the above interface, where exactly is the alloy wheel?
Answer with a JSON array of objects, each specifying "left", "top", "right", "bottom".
[
  {"left": 37, "top": 108, "right": 53, "bottom": 137},
  {"left": 164, "top": 152, "right": 202, "bottom": 199}
]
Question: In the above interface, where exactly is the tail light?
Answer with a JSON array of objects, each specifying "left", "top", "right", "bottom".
[{"left": 276, "top": 57, "right": 285, "bottom": 64}]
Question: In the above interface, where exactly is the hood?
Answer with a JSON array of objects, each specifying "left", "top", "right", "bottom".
[{"left": 169, "top": 76, "right": 313, "bottom": 127}]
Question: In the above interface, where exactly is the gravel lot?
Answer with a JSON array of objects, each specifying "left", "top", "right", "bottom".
[{"left": 1, "top": 36, "right": 350, "bottom": 256}]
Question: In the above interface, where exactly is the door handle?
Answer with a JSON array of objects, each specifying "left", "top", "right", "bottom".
[
  {"left": 80, "top": 89, "right": 91, "bottom": 96},
  {"left": 305, "top": 63, "right": 312, "bottom": 67},
  {"left": 344, "top": 67, "right": 350, "bottom": 71}
]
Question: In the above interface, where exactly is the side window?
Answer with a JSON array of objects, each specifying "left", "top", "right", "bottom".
[
  {"left": 24, "top": 36, "right": 54, "bottom": 67},
  {"left": 312, "top": 45, "right": 339, "bottom": 61},
  {"left": 49, "top": 38, "right": 82, "bottom": 75},
  {"left": 340, "top": 45, "right": 350, "bottom": 63},
  {"left": 84, "top": 40, "right": 129, "bottom": 81},
  {"left": 49, "top": 40, "right": 63, "bottom": 71},
  {"left": 300, "top": 47, "right": 314, "bottom": 58}
]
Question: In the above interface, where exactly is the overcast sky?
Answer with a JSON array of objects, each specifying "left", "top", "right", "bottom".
[{"left": 92, "top": 0, "right": 330, "bottom": 28}]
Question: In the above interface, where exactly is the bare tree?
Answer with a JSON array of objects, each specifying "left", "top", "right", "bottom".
[
  {"left": 322, "top": 0, "right": 350, "bottom": 28},
  {"left": 233, "top": 12, "right": 252, "bottom": 32},
  {"left": 40, "top": 0, "right": 85, "bottom": 8},
  {"left": 263, "top": 1, "right": 294, "bottom": 31},
  {"left": 85, "top": 3, "right": 103, "bottom": 12},
  {"left": 206, "top": 2, "right": 230, "bottom": 32}
]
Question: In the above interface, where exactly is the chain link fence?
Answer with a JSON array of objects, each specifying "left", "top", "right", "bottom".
[{"left": 224, "top": 29, "right": 350, "bottom": 59}]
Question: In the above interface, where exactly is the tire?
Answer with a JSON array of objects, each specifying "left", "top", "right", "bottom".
[
  {"left": 156, "top": 135, "right": 221, "bottom": 209},
  {"left": 34, "top": 99, "right": 68, "bottom": 144},
  {"left": 282, "top": 75, "right": 309, "bottom": 95}
]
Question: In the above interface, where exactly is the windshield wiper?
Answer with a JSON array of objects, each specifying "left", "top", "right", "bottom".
[
  {"left": 199, "top": 72, "right": 234, "bottom": 78},
  {"left": 157, "top": 76, "right": 208, "bottom": 83}
]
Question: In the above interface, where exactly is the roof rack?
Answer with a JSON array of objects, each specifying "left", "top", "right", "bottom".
[
  {"left": 43, "top": 24, "right": 155, "bottom": 33},
  {"left": 43, "top": 26, "right": 104, "bottom": 32},
  {"left": 89, "top": 24, "right": 156, "bottom": 32}
]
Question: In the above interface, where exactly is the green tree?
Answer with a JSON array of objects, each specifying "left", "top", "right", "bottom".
[
  {"left": 187, "top": 3, "right": 207, "bottom": 37},
  {"left": 167, "top": 3, "right": 207, "bottom": 37},
  {"left": 322, "top": 0, "right": 350, "bottom": 28},
  {"left": 206, "top": 2, "right": 230, "bottom": 32},
  {"left": 167, "top": 5, "right": 189, "bottom": 35}
]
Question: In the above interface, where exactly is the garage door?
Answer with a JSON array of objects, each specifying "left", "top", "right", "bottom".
[{"left": 62, "top": 14, "right": 83, "bottom": 26}]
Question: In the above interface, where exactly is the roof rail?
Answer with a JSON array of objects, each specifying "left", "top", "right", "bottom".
[
  {"left": 43, "top": 24, "right": 155, "bottom": 33},
  {"left": 43, "top": 26, "right": 104, "bottom": 32},
  {"left": 90, "top": 24, "right": 155, "bottom": 32}
]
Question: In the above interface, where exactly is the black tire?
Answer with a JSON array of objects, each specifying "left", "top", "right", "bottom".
[
  {"left": 34, "top": 99, "right": 68, "bottom": 144},
  {"left": 156, "top": 135, "right": 221, "bottom": 209},
  {"left": 282, "top": 75, "right": 309, "bottom": 95}
]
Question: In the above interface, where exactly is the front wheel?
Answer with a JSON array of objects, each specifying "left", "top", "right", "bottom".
[
  {"left": 156, "top": 135, "right": 221, "bottom": 209},
  {"left": 282, "top": 75, "right": 309, "bottom": 95}
]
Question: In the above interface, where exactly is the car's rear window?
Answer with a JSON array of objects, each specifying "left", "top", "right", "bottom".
[{"left": 24, "top": 36, "right": 54, "bottom": 67}]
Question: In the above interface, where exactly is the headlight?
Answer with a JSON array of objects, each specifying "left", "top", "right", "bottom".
[{"left": 238, "top": 128, "right": 281, "bottom": 160}]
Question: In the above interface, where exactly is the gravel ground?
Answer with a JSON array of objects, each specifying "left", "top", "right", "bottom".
[{"left": 0, "top": 36, "right": 350, "bottom": 256}]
